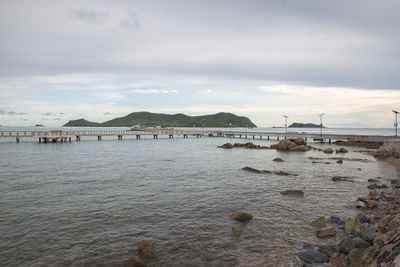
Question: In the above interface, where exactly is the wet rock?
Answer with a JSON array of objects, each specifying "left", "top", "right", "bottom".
[
  {"left": 233, "top": 142, "right": 268, "bottom": 149},
  {"left": 242, "top": 166, "right": 271, "bottom": 174},
  {"left": 124, "top": 258, "right": 146, "bottom": 267},
  {"left": 339, "top": 237, "right": 355, "bottom": 254},
  {"left": 274, "top": 170, "right": 290, "bottom": 176},
  {"left": 337, "top": 159, "right": 343, "bottom": 164},
  {"left": 359, "top": 226, "right": 378, "bottom": 244},
  {"left": 138, "top": 240, "right": 157, "bottom": 259},
  {"left": 297, "top": 245, "right": 329, "bottom": 264},
  {"left": 232, "top": 226, "right": 243, "bottom": 237},
  {"left": 229, "top": 212, "right": 253, "bottom": 222},
  {"left": 329, "top": 216, "right": 345, "bottom": 225},
  {"left": 317, "top": 227, "right": 337, "bottom": 238},
  {"left": 355, "top": 213, "right": 370, "bottom": 224},
  {"left": 353, "top": 237, "right": 370, "bottom": 250},
  {"left": 218, "top": 143, "right": 233, "bottom": 149},
  {"left": 318, "top": 244, "right": 339, "bottom": 258},
  {"left": 270, "top": 138, "right": 312, "bottom": 152},
  {"left": 332, "top": 176, "right": 353, "bottom": 182},
  {"left": 336, "top": 147, "right": 348, "bottom": 153},
  {"left": 280, "top": 190, "right": 304, "bottom": 196},
  {"left": 367, "top": 200, "right": 379, "bottom": 209},
  {"left": 347, "top": 248, "right": 364, "bottom": 266},
  {"left": 345, "top": 218, "right": 357, "bottom": 234},
  {"left": 273, "top": 157, "right": 284, "bottom": 162},
  {"left": 324, "top": 148, "right": 334, "bottom": 153},
  {"left": 311, "top": 216, "right": 327, "bottom": 228},
  {"left": 368, "top": 178, "right": 380, "bottom": 183}
]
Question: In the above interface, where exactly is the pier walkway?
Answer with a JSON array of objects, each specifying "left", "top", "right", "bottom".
[{"left": 0, "top": 129, "right": 398, "bottom": 143}]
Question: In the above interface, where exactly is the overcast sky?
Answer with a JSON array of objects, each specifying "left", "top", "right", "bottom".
[{"left": 0, "top": 0, "right": 399, "bottom": 127}]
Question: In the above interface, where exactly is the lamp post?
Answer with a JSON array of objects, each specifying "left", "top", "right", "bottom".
[
  {"left": 283, "top": 115, "right": 288, "bottom": 135},
  {"left": 319, "top": 113, "right": 325, "bottom": 139},
  {"left": 394, "top": 110, "right": 399, "bottom": 137}
]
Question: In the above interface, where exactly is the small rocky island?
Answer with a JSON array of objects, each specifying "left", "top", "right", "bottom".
[{"left": 289, "top": 122, "right": 326, "bottom": 128}]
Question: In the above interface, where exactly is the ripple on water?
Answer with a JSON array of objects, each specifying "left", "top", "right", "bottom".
[{"left": 0, "top": 138, "right": 397, "bottom": 266}]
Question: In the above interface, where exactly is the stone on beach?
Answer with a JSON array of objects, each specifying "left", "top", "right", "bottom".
[
  {"left": 229, "top": 212, "right": 253, "bottom": 222},
  {"left": 273, "top": 158, "right": 284, "bottom": 162},
  {"left": 375, "top": 139, "right": 400, "bottom": 159},
  {"left": 280, "top": 190, "right": 304, "bottom": 196},
  {"left": 269, "top": 138, "right": 312, "bottom": 152},
  {"left": 345, "top": 218, "right": 357, "bottom": 234},
  {"left": 336, "top": 147, "right": 348, "bottom": 153},
  {"left": 297, "top": 245, "right": 329, "bottom": 264},
  {"left": 138, "top": 240, "right": 157, "bottom": 259}
]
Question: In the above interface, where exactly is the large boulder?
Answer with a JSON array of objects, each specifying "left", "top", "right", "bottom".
[
  {"left": 270, "top": 138, "right": 311, "bottom": 152},
  {"left": 375, "top": 140, "right": 400, "bottom": 159},
  {"left": 138, "top": 240, "right": 157, "bottom": 259},
  {"left": 317, "top": 227, "right": 337, "bottom": 238}
]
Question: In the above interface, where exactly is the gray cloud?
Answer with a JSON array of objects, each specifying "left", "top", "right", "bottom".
[
  {"left": 121, "top": 11, "right": 140, "bottom": 32},
  {"left": 104, "top": 112, "right": 113, "bottom": 115},
  {"left": 70, "top": 8, "right": 109, "bottom": 24},
  {"left": 42, "top": 112, "right": 52, "bottom": 116},
  {"left": 8, "top": 111, "right": 16, "bottom": 115}
]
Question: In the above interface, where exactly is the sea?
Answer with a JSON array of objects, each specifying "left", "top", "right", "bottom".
[{"left": 0, "top": 127, "right": 398, "bottom": 266}]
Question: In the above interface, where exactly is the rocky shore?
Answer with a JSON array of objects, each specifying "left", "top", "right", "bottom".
[{"left": 297, "top": 139, "right": 400, "bottom": 266}]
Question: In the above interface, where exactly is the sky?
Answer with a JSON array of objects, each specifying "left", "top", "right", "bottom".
[{"left": 0, "top": 0, "right": 399, "bottom": 127}]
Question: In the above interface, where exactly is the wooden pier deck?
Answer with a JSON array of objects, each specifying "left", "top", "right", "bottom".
[{"left": 0, "top": 129, "right": 398, "bottom": 143}]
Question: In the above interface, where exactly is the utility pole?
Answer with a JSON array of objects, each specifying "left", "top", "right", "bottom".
[
  {"left": 394, "top": 110, "right": 399, "bottom": 137},
  {"left": 283, "top": 115, "right": 288, "bottom": 135},
  {"left": 319, "top": 113, "right": 325, "bottom": 139}
]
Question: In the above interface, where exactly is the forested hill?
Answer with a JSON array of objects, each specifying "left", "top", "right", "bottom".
[{"left": 64, "top": 112, "right": 257, "bottom": 127}]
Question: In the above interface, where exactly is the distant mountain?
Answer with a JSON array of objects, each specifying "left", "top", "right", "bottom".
[
  {"left": 289, "top": 122, "right": 326, "bottom": 128},
  {"left": 64, "top": 112, "right": 257, "bottom": 128}
]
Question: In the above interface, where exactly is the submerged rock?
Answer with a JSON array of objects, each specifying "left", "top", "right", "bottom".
[
  {"left": 229, "top": 212, "right": 253, "bottom": 222},
  {"left": 280, "top": 190, "right": 304, "bottom": 196},
  {"left": 232, "top": 226, "right": 243, "bottom": 237},
  {"left": 297, "top": 245, "right": 329, "bottom": 264},
  {"left": 138, "top": 240, "right": 157, "bottom": 259},
  {"left": 337, "top": 159, "right": 343, "bottom": 164},
  {"left": 324, "top": 148, "right": 334, "bottom": 153},
  {"left": 317, "top": 227, "right": 337, "bottom": 238},
  {"left": 332, "top": 176, "right": 353, "bottom": 182},
  {"left": 311, "top": 216, "right": 327, "bottom": 228},
  {"left": 125, "top": 258, "right": 147, "bottom": 267},
  {"left": 273, "top": 158, "right": 284, "bottom": 162}
]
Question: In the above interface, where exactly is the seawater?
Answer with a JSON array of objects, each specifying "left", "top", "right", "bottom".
[{"left": 0, "top": 131, "right": 398, "bottom": 266}]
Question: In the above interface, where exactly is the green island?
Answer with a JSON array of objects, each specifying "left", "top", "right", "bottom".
[
  {"left": 64, "top": 112, "right": 257, "bottom": 128},
  {"left": 289, "top": 122, "right": 326, "bottom": 128}
]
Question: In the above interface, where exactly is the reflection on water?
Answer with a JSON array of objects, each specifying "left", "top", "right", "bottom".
[{"left": 0, "top": 136, "right": 397, "bottom": 266}]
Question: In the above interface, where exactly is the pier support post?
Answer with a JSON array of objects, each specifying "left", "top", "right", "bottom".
[
  {"left": 76, "top": 136, "right": 81, "bottom": 141},
  {"left": 136, "top": 135, "right": 140, "bottom": 139},
  {"left": 329, "top": 139, "right": 331, "bottom": 144},
  {"left": 245, "top": 135, "right": 247, "bottom": 139},
  {"left": 98, "top": 136, "right": 102, "bottom": 141},
  {"left": 253, "top": 136, "right": 255, "bottom": 139},
  {"left": 153, "top": 135, "right": 158, "bottom": 139},
  {"left": 16, "top": 137, "right": 20, "bottom": 143},
  {"left": 277, "top": 136, "right": 280, "bottom": 141},
  {"left": 267, "top": 136, "right": 270, "bottom": 140},
  {"left": 239, "top": 135, "right": 241, "bottom": 138},
  {"left": 260, "top": 136, "right": 262, "bottom": 140},
  {"left": 39, "top": 137, "right": 42, "bottom": 143},
  {"left": 69, "top": 137, "right": 71, "bottom": 142},
  {"left": 184, "top": 134, "right": 188, "bottom": 138},
  {"left": 169, "top": 134, "right": 173, "bottom": 139},
  {"left": 118, "top": 135, "right": 123, "bottom": 140}
]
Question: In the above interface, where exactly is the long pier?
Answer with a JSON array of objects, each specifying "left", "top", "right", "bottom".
[
  {"left": 0, "top": 129, "right": 223, "bottom": 143},
  {"left": 0, "top": 129, "right": 398, "bottom": 143}
]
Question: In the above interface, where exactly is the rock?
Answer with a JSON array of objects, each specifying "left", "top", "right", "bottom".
[
  {"left": 353, "top": 237, "right": 370, "bottom": 250},
  {"left": 368, "top": 178, "right": 380, "bottom": 183},
  {"left": 345, "top": 218, "right": 357, "bottom": 234},
  {"left": 339, "top": 237, "right": 355, "bottom": 254},
  {"left": 124, "top": 258, "right": 147, "bottom": 267},
  {"left": 375, "top": 140, "right": 400, "bottom": 159},
  {"left": 233, "top": 142, "right": 268, "bottom": 149},
  {"left": 336, "top": 147, "right": 348, "bottom": 153},
  {"left": 297, "top": 246, "right": 329, "bottom": 264},
  {"left": 367, "top": 200, "right": 379, "bottom": 209},
  {"left": 242, "top": 166, "right": 271, "bottom": 174},
  {"left": 324, "top": 148, "right": 334, "bottom": 153},
  {"left": 329, "top": 216, "right": 345, "bottom": 225},
  {"left": 280, "top": 190, "right": 304, "bottom": 196},
  {"left": 270, "top": 138, "right": 312, "bottom": 152},
  {"left": 273, "top": 170, "right": 290, "bottom": 176},
  {"left": 317, "top": 227, "right": 337, "bottom": 238},
  {"left": 318, "top": 244, "right": 339, "bottom": 258},
  {"left": 332, "top": 176, "right": 353, "bottom": 182},
  {"left": 311, "top": 216, "right": 327, "bottom": 228},
  {"left": 229, "top": 212, "right": 253, "bottom": 222},
  {"left": 347, "top": 248, "right": 364, "bottom": 266},
  {"left": 355, "top": 213, "right": 370, "bottom": 224},
  {"left": 218, "top": 143, "right": 233, "bottom": 149},
  {"left": 359, "top": 226, "right": 378, "bottom": 244},
  {"left": 337, "top": 159, "right": 343, "bottom": 164},
  {"left": 138, "top": 240, "right": 157, "bottom": 259},
  {"left": 232, "top": 226, "right": 243, "bottom": 237},
  {"left": 334, "top": 140, "right": 383, "bottom": 149},
  {"left": 273, "top": 158, "right": 284, "bottom": 162}
]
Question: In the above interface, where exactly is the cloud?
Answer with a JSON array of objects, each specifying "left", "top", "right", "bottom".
[
  {"left": 70, "top": 8, "right": 109, "bottom": 24},
  {"left": 120, "top": 11, "right": 140, "bottom": 32},
  {"left": 104, "top": 112, "right": 113, "bottom": 115},
  {"left": 131, "top": 89, "right": 178, "bottom": 94},
  {"left": 42, "top": 112, "right": 52, "bottom": 116},
  {"left": 8, "top": 111, "right": 15, "bottom": 115}
]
